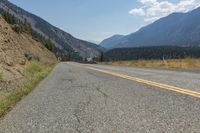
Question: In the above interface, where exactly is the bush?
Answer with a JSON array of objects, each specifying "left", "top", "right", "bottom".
[
  {"left": 45, "top": 39, "right": 55, "bottom": 52},
  {"left": 25, "top": 53, "right": 40, "bottom": 61},
  {"left": 22, "top": 19, "right": 32, "bottom": 33},
  {"left": 12, "top": 24, "right": 23, "bottom": 33}
]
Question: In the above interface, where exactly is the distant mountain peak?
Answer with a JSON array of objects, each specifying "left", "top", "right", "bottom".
[
  {"left": 100, "top": 34, "right": 124, "bottom": 49},
  {"left": 101, "top": 7, "right": 200, "bottom": 49}
]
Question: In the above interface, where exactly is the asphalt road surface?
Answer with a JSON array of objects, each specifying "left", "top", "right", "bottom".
[{"left": 1, "top": 62, "right": 200, "bottom": 132}]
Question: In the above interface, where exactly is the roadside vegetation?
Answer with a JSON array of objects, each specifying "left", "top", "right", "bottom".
[
  {"left": 0, "top": 72, "right": 3, "bottom": 81},
  {"left": 0, "top": 60, "right": 55, "bottom": 117},
  {"left": 100, "top": 58, "right": 200, "bottom": 69},
  {"left": 100, "top": 46, "right": 200, "bottom": 69}
]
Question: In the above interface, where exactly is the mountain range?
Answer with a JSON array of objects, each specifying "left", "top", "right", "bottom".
[
  {"left": 100, "top": 7, "right": 200, "bottom": 49},
  {"left": 0, "top": 0, "right": 104, "bottom": 60},
  {"left": 100, "top": 35, "right": 124, "bottom": 49}
]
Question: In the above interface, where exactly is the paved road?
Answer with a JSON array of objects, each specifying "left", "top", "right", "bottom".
[{"left": 1, "top": 62, "right": 200, "bottom": 132}]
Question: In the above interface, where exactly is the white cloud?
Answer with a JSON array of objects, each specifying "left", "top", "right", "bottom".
[
  {"left": 129, "top": 0, "right": 200, "bottom": 22},
  {"left": 129, "top": 8, "right": 146, "bottom": 16}
]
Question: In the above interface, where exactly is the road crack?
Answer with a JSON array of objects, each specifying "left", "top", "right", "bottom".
[
  {"left": 96, "top": 87, "right": 108, "bottom": 106},
  {"left": 73, "top": 95, "right": 91, "bottom": 132}
]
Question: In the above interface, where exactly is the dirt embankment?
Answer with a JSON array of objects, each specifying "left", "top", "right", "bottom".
[{"left": 0, "top": 17, "right": 57, "bottom": 90}]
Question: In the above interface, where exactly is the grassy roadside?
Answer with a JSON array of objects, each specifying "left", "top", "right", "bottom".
[
  {"left": 99, "top": 58, "right": 200, "bottom": 69},
  {"left": 0, "top": 60, "right": 55, "bottom": 117}
]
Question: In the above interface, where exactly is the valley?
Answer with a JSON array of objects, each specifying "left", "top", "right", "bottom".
[{"left": 0, "top": 0, "right": 200, "bottom": 132}]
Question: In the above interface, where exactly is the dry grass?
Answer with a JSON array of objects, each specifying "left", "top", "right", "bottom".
[
  {"left": 0, "top": 72, "right": 3, "bottom": 81},
  {"left": 0, "top": 60, "right": 55, "bottom": 117},
  {"left": 100, "top": 58, "right": 200, "bottom": 69}
]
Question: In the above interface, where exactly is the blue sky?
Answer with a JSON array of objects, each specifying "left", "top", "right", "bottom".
[{"left": 8, "top": 0, "right": 200, "bottom": 43}]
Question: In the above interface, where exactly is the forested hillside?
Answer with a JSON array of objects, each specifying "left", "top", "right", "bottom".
[{"left": 103, "top": 46, "right": 200, "bottom": 61}]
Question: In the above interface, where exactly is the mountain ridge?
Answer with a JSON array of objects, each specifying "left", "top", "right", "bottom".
[
  {"left": 100, "top": 7, "right": 200, "bottom": 49},
  {"left": 0, "top": 0, "right": 104, "bottom": 60},
  {"left": 100, "top": 34, "right": 124, "bottom": 49}
]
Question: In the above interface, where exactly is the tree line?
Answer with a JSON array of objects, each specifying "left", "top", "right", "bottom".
[
  {"left": 1, "top": 11, "right": 55, "bottom": 53},
  {"left": 103, "top": 46, "right": 200, "bottom": 61}
]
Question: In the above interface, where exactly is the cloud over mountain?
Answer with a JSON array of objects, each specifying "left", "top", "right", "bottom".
[{"left": 129, "top": 0, "right": 200, "bottom": 21}]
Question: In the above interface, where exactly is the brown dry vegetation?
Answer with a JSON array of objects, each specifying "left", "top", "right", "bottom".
[
  {"left": 0, "top": 72, "right": 3, "bottom": 81},
  {"left": 0, "top": 60, "right": 54, "bottom": 117},
  {"left": 100, "top": 58, "right": 200, "bottom": 69},
  {"left": 0, "top": 16, "right": 57, "bottom": 117}
]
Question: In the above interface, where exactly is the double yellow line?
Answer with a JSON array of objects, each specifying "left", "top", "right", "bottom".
[{"left": 88, "top": 67, "right": 200, "bottom": 99}]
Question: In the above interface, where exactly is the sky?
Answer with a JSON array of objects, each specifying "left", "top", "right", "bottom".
[{"left": 9, "top": 0, "right": 200, "bottom": 43}]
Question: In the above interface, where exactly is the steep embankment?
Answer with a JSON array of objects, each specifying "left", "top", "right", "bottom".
[{"left": 0, "top": 16, "right": 56, "bottom": 83}]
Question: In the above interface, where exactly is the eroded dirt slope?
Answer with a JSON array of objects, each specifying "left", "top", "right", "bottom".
[{"left": 0, "top": 16, "right": 57, "bottom": 83}]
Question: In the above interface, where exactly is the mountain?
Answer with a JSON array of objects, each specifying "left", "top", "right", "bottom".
[
  {"left": 0, "top": 0, "right": 104, "bottom": 60},
  {"left": 101, "top": 7, "right": 200, "bottom": 49},
  {"left": 100, "top": 35, "right": 124, "bottom": 49},
  {"left": 87, "top": 40, "right": 100, "bottom": 44}
]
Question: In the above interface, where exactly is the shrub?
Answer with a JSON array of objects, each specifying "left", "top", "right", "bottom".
[
  {"left": 12, "top": 24, "right": 23, "bottom": 33},
  {"left": 25, "top": 53, "right": 40, "bottom": 61},
  {"left": 22, "top": 19, "right": 32, "bottom": 33},
  {"left": 45, "top": 39, "right": 55, "bottom": 52}
]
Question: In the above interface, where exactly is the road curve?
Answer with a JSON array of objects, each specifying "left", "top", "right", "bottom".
[{"left": 0, "top": 62, "right": 200, "bottom": 132}]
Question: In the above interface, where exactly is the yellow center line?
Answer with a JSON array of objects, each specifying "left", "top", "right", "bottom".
[{"left": 87, "top": 67, "right": 200, "bottom": 99}]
